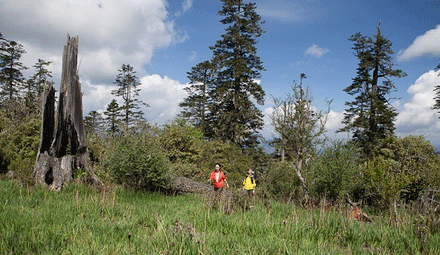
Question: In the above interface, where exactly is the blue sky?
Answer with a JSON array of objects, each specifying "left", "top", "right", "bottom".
[{"left": 1, "top": 0, "right": 440, "bottom": 147}]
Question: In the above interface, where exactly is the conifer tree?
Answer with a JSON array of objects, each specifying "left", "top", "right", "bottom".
[
  {"left": 179, "top": 60, "right": 215, "bottom": 135},
  {"left": 85, "top": 110, "right": 104, "bottom": 135},
  {"left": 104, "top": 99, "right": 122, "bottom": 136},
  {"left": 432, "top": 63, "right": 440, "bottom": 115},
  {"left": 0, "top": 36, "right": 27, "bottom": 103},
  {"left": 111, "top": 64, "right": 148, "bottom": 130},
  {"left": 339, "top": 23, "right": 406, "bottom": 156},
  {"left": 209, "top": 0, "right": 265, "bottom": 148}
]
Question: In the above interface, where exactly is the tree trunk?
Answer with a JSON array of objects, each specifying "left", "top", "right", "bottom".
[{"left": 33, "top": 35, "right": 103, "bottom": 191}]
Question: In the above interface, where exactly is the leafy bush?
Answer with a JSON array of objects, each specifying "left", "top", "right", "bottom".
[
  {"left": 0, "top": 117, "right": 41, "bottom": 184},
  {"left": 106, "top": 133, "right": 170, "bottom": 190},
  {"left": 159, "top": 121, "right": 205, "bottom": 164},
  {"left": 309, "top": 140, "right": 364, "bottom": 203},
  {"left": 364, "top": 135, "right": 440, "bottom": 207},
  {"left": 262, "top": 161, "right": 301, "bottom": 202}
]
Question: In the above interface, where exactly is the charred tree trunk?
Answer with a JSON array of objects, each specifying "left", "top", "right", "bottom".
[{"left": 33, "top": 35, "right": 103, "bottom": 190}]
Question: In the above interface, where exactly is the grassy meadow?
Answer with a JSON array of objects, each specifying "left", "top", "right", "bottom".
[{"left": 1, "top": 178, "right": 439, "bottom": 254}]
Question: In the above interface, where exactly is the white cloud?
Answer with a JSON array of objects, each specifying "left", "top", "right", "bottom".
[
  {"left": 139, "top": 74, "right": 189, "bottom": 124},
  {"left": 257, "top": 0, "right": 309, "bottom": 22},
  {"left": 305, "top": 44, "right": 330, "bottom": 58},
  {"left": 175, "top": 0, "right": 193, "bottom": 17},
  {"left": 188, "top": 51, "right": 197, "bottom": 62},
  {"left": 396, "top": 70, "right": 440, "bottom": 140},
  {"left": 397, "top": 25, "right": 440, "bottom": 61},
  {"left": 0, "top": 0, "right": 182, "bottom": 84},
  {"left": 182, "top": 0, "right": 193, "bottom": 13}
]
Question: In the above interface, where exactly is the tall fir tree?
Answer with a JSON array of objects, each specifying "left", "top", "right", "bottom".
[
  {"left": 432, "top": 63, "right": 440, "bottom": 115},
  {"left": 179, "top": 60, "right": 215, "bottom": 135},
  {"left": 31, "top": 58, "right": 52, "bottom": 97},
  {"left": 209, "top": 0, "right": 265, "bottom": 148},
  {"left": 84, "top": 110, "right": 104, "bottom": 135},
  {"left": 338, "top": 23, "right": 406, "bottom": 156},
  {"left": 111, "top": 64, "right": 148, "bottom": 130},
  {"left": 0, "top": 36, "right": 27, "bottom": 103},
  {"left": 24, "top": 59, "right": 52, "bottom": 114},
  {"left": 104, "top": 99, "right": 122, "bottom": 136}
]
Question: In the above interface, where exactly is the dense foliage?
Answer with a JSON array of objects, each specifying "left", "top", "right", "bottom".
[{"left": 106, "top": 132, "right": 170, "bottom": 190}]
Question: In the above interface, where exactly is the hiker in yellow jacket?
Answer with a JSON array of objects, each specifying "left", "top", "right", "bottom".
[{"left": 243, "top": 168, "right": 256, "bottom": 197}]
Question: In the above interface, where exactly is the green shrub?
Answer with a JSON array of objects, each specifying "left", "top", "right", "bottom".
[
  {"left": 159, "top": 121, "right": 205, "bottom": 164},
  {"left": 309, "top": 140, "right": 364, "bottom": 203},
  {"left": 0, "top": 117, "right": 41, "bottom": 184},
  {"left": 263, "top": 161, "right": 301, "bottom": 202},
  {"left": 106, "top": 133, "right": 170, "bottom": 190}
]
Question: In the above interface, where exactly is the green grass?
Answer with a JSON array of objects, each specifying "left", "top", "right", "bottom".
[{"left": 1, "top": 178, "right": 439, "bottom": 254}]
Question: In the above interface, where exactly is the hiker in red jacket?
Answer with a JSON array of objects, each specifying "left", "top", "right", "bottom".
[{"left": 209, "top": 163, "right": 228, "bottom": 196}]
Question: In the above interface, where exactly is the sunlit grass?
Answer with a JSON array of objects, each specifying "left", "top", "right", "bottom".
[{"left": 1, "top": 178, "right": 439, "bottom": 254}]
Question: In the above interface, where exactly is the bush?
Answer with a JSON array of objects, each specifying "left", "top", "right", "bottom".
[
  {"left": 262, "top": 161, "right": 301, "bottom": 202},
  {"left": 0, "top": 117, "right": 41, "bottom": 184},
  {"left": 309, "top": 140, "right": 364, "bottom": 203},
  {"left": 106, "top": 133, "right": 170, "bottom": 190}
]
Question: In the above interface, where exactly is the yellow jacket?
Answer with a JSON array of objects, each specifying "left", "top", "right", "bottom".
[{"left": 243, "top": 176, "right": 256, "bottom": 190}]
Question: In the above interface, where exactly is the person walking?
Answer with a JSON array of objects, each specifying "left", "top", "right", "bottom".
[
  {"left": 209, "top": 163, "right": 228, "bottom": 196},
  {"left": 243, "top": 168, "right": 256, "bottom": 198}
]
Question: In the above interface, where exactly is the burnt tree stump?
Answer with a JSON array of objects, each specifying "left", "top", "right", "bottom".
[{"left": 33, "top": 35, "right": 103, "bottom": 190}]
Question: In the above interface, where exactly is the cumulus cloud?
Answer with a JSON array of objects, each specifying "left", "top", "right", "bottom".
[
  {"left": 305, "top": 44, "right": 330, "bottom": 58},
  {"left": 397, "top": 25, "right": 440, "bottom": 61},
  {"left": 138, "top": 74, "right": 188, "bottom": 124},
  {"left": 395, "top": 70, "right": 440, "bottom": 138},
  {"left": 0, "top": 0, "right": 182, "bottom": 84}
]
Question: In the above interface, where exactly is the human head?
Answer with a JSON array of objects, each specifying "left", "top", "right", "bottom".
[
  {"left": 247, "top": 168, "right": 253, "bottom": 175},
  {"left": 215, "top": 163, "right": 221, "bottom": 171}
]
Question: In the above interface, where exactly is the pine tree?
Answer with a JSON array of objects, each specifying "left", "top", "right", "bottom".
[
  {"left": 31, "top": 58, "right": 52, "bottom": 97},
  {"left": 104, "top": 99, "right": 122, "bottom": 136},
  {"left": 0, "top": 36, "right": 27, "bottom": 103},
  {"left": 85, "top": 110, "right": 104, "bottom": 135},
  {"left": 432, "top": 63, "right": 440, "bottom": 115},
  {"left": 179, "top": 60, "right": 215, "bottom": 135},
  {"left": 24, "top": 59, "right": 53, "bottom": 114},
  {"left": 111, "top": 64, "right": 148, "bottom": 130},
  {"left": 209, "top": 0, "right": 265, "bottom": 148},
  {"left": 339, "top": 23, "right": 406, "bottom": 156}
]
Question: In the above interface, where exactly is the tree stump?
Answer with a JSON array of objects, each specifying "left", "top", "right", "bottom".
[{"left": 33, "top": 35, "right": 103, "bottom": 190}]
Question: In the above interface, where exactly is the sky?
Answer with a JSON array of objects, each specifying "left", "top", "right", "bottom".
[{"left": 2, "top": 0, "right": 440, "bottom": 148}]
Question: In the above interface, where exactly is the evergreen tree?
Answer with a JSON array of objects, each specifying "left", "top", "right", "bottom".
[
  {"left": 104, "top": 99, "right": 122, "bottom": 136},
  {"left": 111, "top": 64, "right": 148, "bottom": 130},
  {"left": 84, "top": 110, "right": 104, "bottom": 135},
  {"left": 0, "top": 36, "right": 27, "bottom": 103},
  {"left": 209, "top": 0, "right": 265, "bottom": 148},
  {"left": 338, "top": 23, "right": 406, "bottom": 157},
  {"left": 179, "top": 60, "right": 215, "bottom": 135},
  {"left": 432, "top": 63, "right": 440, "bottom": 115},
  {"left": 31, "top": 58, "right": 52, "bottom": 97},
  {"left": 24, "top": 59, "right": 52, "bottom": 114}
]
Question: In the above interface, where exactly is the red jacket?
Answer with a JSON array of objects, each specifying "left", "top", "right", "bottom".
[{"left": 209, "top": 170, "right": 226, "bottom": 188}]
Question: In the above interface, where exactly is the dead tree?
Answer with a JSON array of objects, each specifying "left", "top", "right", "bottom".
[{"left": 33, "top": 35, "right": 103, "bottom": 190}]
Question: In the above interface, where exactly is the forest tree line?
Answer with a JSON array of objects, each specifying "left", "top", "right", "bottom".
[{"left": 1, "top": 0, "right": 440, "bottom": 215}]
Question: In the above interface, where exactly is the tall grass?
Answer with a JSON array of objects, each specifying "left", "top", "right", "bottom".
[{"left": 1, "top": 178, "right": 439, "bottom": 254}]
